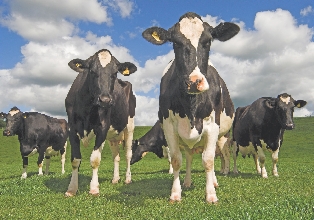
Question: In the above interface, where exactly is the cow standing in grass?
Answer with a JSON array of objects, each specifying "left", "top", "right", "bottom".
[
  {"left": 131, "top": 120, "right": 233, "bottom": 175},
  {"left": 65, "top": 49, "right": 137, "bottom": 196},
  {"left": 1, "top": 107, "right": 67, "bottom": 179},
  {"left": 232, "top": 93, "right": 307, "bottom": 178},
  {"left": 142, "top": 12, "right": 239, "bottom": 203}
]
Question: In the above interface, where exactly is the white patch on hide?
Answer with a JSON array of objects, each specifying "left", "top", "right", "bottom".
[
  {"left": 98, "top": 51, "right": 112, "bottom": 68},
  {"left": 45, "top": 146, "right": 60, "bottom": 156},
  {"left": 179, "top": 17, "right": 204, "bottom": 49},
  {"left": 26, "top": 148, "right": 38, "bottom": 157},
  {"left": 9, "top": 109, "right": 20, "bottom": 116},
  {"left": 219, "top": 109, "right": 234, "bottom": 138},
  {"left": 162, "top": 59, "right": 174, "bottom": 76},
  {"left": 280, "top": 96, "right": 290, "bottom": 104}
]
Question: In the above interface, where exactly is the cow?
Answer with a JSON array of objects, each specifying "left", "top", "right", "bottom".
[
  {"left": 64, "top": 49, "right": 137, "bottom": 197},
  {"left": 131, "top": 120, "right": 233, "bottom": 175},
  {"left": 232, "top": 93, "right": 307, "bottom": 178},
  {"left": 1, "top": 107, "right": 67, "bottom": 179},
  {"left": 142, "top": 12, "right": 239, "bottom": 203}
]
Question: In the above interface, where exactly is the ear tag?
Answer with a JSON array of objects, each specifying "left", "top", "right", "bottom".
[
  {"left": 23, "top": 115, "right": 27, "bottom": 118},
  {"left": 296, "top": 103, "right": 301, "bottom": 108},
  {"left": 152, "top": 31, "right": 161, "bottom": 42},
  {"left": 122, "top": 67, "right": 130, "bottom": 75},
  {"left": 76, "top": 63, "right": 81, "bottom": 68}
]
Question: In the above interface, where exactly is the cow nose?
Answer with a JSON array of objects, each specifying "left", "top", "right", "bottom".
[
  {"left": 285, "top": 123, "right": 294, "bottom": 130},
  {"left": 186, "top": 79, "right": 203, "bottom": 93},
  {"left": 98, "top": 95, "right": 112, "bottom": 105},
  {"left": 3, "top": 130, "right": 10, "bottom": 136}
]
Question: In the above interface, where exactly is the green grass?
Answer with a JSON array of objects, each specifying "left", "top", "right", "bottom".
[{"left": 0, "top": 118, "right": 313, "bottom": 219}]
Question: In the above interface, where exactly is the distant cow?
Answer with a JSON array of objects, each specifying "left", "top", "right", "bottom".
[
  {"left": 131, "top": 120, "right": 232, "bottom": 175},
  {"left": 142, "top": 12, "right": 239, "bottom": 203},
  {"left": 232, "top": 93, "right": 307, "bottom": 178},
  {"left": 1, "top": 107, "right": 67, "bottom": 179},
  {"left": 65, "top": 49, "right": 137, "bottom": 197}
]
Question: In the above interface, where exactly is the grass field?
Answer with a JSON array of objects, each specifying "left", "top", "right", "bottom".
[{"left": 0, "top": 117, "right": 313, "bottom": 219}]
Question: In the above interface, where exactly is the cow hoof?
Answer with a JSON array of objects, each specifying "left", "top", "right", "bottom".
[
  {"left": 169, "top": 199, "right": 181, "bottom": 204},
  {"left": 21, "top": 174, "right": 27, "bottom": 179},
  {"left": 38, "top": 173, "right": 43, "bottom": 176},
  {"left": 206, "top": 194, "right": 218, "bottom": 204},
  {"left": 89, "top": 191, "right": 99, "bottom": 196},
  {"left": 273, "top": 173, "right": 279, "bottom": 177},
  {"left": 65, "top": 191, "right": 75, "bottom": 197},
  {"left": 125, "top": 179, "right": 132, "bottom": 184},
  {"left": 183, "top": 182, "right": 191, "bottom": 188},
  {"left": 112, "top": 178, "right": 120, "bottom": 184},
  {"left": 170, "top": 193, "right": 181, "bottom": 202}
]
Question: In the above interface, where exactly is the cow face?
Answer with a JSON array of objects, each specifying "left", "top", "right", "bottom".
[
  {"left": 142, "top": 12, "right": 239, "bottom": 94},
  {"left": 266, "top": 93, "right": 307, "bottom": 130},
  {"left": 68, "top": 49, "right": 137, "bottom": 108},
  {"left": 3, "top": 107, "right": 23, "bottom": 136},
  {"left": 130, "top": 140, "right": 164, "bottom": 165}
]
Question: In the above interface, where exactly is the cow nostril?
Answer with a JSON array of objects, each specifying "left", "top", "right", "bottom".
[
  {"left": 285, "top": 124, "right": 294, "bottom": 130},
  {"left": 99, "top": 96, "right": 111, "bottom": 104}
]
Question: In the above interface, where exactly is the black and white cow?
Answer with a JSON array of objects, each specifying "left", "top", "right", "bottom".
[
  {"left": 1, "top": 107, "right": 67, "bottom": 179},
  {"left": 142, "top": 12, "right": 239, "bottom": 203},
  {"left": 64, "top": 49, "right": 137, "bottom": 197},
  {"left": 131, "top": 120, "right": 232, "bottom": 175},
  {"left": 232, "top": 93, "right": 307, "bottom": 178}
]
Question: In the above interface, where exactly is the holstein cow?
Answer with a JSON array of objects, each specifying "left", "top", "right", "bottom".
[
  {"left": 142, "top": 12, "right": 239, "bottom": 203},
  {"left": 65, "top": 49, "right": 137, "bottom": 197},
  {"left": 232, "top": 93, "right": 307, "bottom": 178},
  {"left": 131, "top": 120, "right": 232, "bottom": 175},
  {"left": 1, "top": 107, "right": 67, "bottom": 179}
]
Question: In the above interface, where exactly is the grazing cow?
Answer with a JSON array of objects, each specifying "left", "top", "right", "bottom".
[
  {"left": 65, "top": 49, "right": 137, "bottom": 197},
  {"left": 142, "top": 12, "right": 239, "bottom": 203},
  {"left": 131, "top": 120, "right": 232, "bottom": 175},
  {"left": 1, "top": 107, "right": 67, "bottom": 179},
  {"left": 232, "top": 93, "right": 307, "bottom": 178}
]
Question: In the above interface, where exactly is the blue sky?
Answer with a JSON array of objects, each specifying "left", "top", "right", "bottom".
[{"left": 0, "top": 0, "right": 313, "bottom": 125}]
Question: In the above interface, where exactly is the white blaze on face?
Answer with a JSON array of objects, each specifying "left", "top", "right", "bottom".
[
  {"left": 179, "top": 17, "right": 204, "bottom": 49},
  {"left": 9, "top": 109, "right": 20, "bottom": 116},
  {"left": 98, "top": 51, "right": 112, "bottom": 67},
  {"left": 280, "top": 96, "right": 290, "bottom": 104}
]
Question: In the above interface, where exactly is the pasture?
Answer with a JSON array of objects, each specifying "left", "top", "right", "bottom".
[{"left": 0, "top": 117, "right": 313, "bottom": 219}]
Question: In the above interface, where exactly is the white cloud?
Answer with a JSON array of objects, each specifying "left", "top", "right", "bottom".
[
  {"left": 300, "top": 6, "right": 313, "bottom": 16},
  {"left": 103, "top": 0, "right": 134, "bottom": 18},
  {"left": 133, "top": 95, "right": 159, "bottom": 125}
]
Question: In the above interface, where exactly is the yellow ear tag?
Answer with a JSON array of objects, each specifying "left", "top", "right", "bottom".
[
  {"left": 296, "top": 103, "right": 301, "bottom": 108},
  {"left": 123, "top": 67, "right": 130, "bottom": 75},
  {"left": 23, "top": 115, "right": 27, "bottom": 118},
  {"left": 152, "top": 31, "right": 161, "bottom": 42},
  {"left": 76, "top": 63, "right": 81, "bottom": 68}
]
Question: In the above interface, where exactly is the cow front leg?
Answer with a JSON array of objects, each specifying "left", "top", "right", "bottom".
[
  {"left": 90, "top": 143, "right": 104, "bottom": 195},
  {"left": 45, "top": 156, "right": 51, "bottom": 175},
  {"left": 109, "top": 141, "right": 120, "bottom": 184},
  {"left": 65, "top": 131, "right": 81, "bottom": 197},
  {"left": 60, "top": 141, "right": 67, "bottom": 174},
  {"left": 203, "top": 127, "right": 219, "bottom": 204},
  {"left": 123, "top": 117, "right": 134, "bottom": 184},
  {"left": 256, "top": 146, "right": 267, "bottom": 178},
  {"left": 183, "top": 150, "right": 193, "bottom": 188},
  {"left": 21, "top": 156, "right": 28, "bottom": 179},
  {"left": 37, "top": 150, "right": 45, "bottom": 176},
  {"left": 272, "top": 147, "right": 280, "bottom": 177},
  {"left": 164, "top": 120, "right": 181, "bottom": 202}
]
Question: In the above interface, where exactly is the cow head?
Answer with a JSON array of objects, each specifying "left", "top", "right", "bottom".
[
  {"left": 68, "top": 49, "right": 137, "bottom": 108},
  {"left": 130, "top": 139, "right": 164, "bottom": 165},
  {"left": 142, "top": 12, "right": 239, "bottom": 94},
  {"left": 265, "top": 93, "right": 307, "bottom": 130},
  {"left": 3, "top": 107, "right": 23, "bottom": 136}
]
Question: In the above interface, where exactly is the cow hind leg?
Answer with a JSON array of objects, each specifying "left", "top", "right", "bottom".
[
  {"left": 123, "top": 119, "right": 134, "bottom": 184},
  {"left": 232, "top": 142, "right": 239, "bottom": 174},
  {"left": 89, "top": 144, "right": 104, "bottom": 196},
  {"left": 110, "top": 142, "right": 120, "bottom": 184},
  {"left": 21, "top": 157, "right": 28, "bottom": 179},
  {"left": 272, "top": 148, "right": 280, "bottom": 177},
  {"left": 216, "top": 136, "right": 230, "bottom": 175},
  {"left": 45, "top": 156, "right": 51, "bottom": 175},
  {"left": 60, "top": 141, "right": 67, "bottom": 174},
  {"left": 183, "top": 150, "right": 193, "bottom": 188}
]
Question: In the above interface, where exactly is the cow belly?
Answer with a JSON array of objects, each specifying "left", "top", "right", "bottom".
[
  {"left": 238, "top": 140, "right": 269, "bottom": 157},
  {"left": 45, "top": 146, "right": 60, "bottom": 156},
  {"left": 106, "top": 126, "right": 124, "bottom": 143}
]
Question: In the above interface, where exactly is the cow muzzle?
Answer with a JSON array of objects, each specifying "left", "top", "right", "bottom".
[
  {"left": 186, "top": 78, "right": 205, "bottom": 94},
  {"left": 285, "top": 123, "right": 294, "bottom": 130},
  {"left": 3, "top": 130, "right": 12, "bottom": 136},
  {"left": 97, "top": 95, "right": 113, "bottom": 107}
]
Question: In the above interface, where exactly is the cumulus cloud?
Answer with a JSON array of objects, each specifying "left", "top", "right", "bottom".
[{"left": 300, "top": 6, "right": 313, "bottom": 16}]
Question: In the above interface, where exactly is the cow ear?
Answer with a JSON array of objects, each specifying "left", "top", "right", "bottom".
[
  {"left": 294, "top": 100, "right": 307, "bottom": 108},
  {"left": 211, "top": 22, "right": 240, "bottom": 42},
  {"left": 118, "top": 62, "right": 137, "bottom": 76},
  {"left": 142, "top": 27, "right": 169, "bottom": 45},
  {"left": 68, "top": 59, "right": 86, "bottom": 73},
  {"left": 265, "top": 98, "right": 276, "bottom": 109},
  {"left": 0, "top": 112, "right": 7, "bottom": 119}
]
